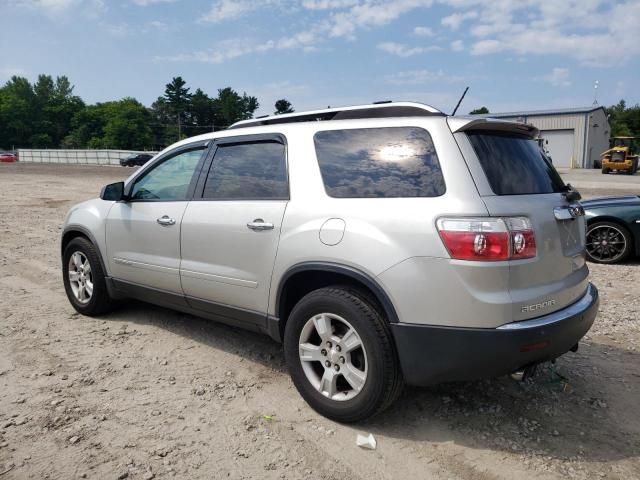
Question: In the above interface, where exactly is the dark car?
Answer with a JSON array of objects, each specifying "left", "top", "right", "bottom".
[
  {"left": 120, "top": 153, "right": 153, "bottom": 167},
  {"left": 583, "top": 195, "right": 640, "bottom": 263}
]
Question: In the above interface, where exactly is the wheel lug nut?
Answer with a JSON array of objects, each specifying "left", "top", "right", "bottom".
[
  {"left": 326, "top": 341, "right": 332, "bottom": 348},
  {"left": 340, "top": 357, "right": 345, "bottom": 364},
  {"left": 334, "top": 364, "right": 340, "bottom": 372},
  {"left": 321, "top": 349, "right": 327, "bottom": 356},
  {"left": 325, "top": 360, "right": 331, "bottom": 368},
  {"left": 335, "top": 345, "right": 341, "bottom": 352}
]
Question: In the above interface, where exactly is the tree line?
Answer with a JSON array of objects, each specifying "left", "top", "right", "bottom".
[{"left": 0, "top": 74, "right": 295, "bottom": 151}]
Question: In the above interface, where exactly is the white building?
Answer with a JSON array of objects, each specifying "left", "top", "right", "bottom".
[{"left": 477, "top": 106, "right": 610, "bottom": 168}]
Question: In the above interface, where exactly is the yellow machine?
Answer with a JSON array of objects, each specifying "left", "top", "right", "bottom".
[{"left": 601, "top": 137, "right": 638, "bottom": 175}]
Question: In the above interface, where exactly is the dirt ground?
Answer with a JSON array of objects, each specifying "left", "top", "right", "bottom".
[{"left": 0, "top": 163, "right": 639, "bottom": 480}]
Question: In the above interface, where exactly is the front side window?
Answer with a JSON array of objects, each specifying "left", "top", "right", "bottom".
[
  {"left": 314, "top": 127, "right": 445, "bottom": 198},
  {"left": 130, "top": 147, "right": 205, "bottom": 200},
  {"left": 202, "top": 141, "right": 288, "bottom": 200}
]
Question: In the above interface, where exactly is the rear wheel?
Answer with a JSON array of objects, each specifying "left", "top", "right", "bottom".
[
  {"left": 284, "top": 286, "right": 402, "bottom": 423},
  {"left": 586, "top": 222, "right": 633, "bottom": 264},
  {"left": 601, "top": 167, "right": 610, "bottom": 174},
  {"left": 62, "top": 237, "right": 115, "bottom": 315}
]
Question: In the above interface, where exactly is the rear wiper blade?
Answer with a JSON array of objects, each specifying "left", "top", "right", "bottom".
[{"left": 562, "top": 183, "right": 582, "bottom": 202}]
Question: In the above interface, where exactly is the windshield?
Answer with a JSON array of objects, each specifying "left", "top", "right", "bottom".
[{"left": 467, "top": 131, "right": 565, "bottom": 195}]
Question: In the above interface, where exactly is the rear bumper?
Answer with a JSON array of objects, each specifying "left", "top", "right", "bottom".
[{"left": 391, "top": 283, "right": 599, "bottom": 386}]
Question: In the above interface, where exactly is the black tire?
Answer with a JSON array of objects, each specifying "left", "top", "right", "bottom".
[
  {"left": 62, "top": 237, "right": 115, "bottom": 316},
  {"left": 586, "top": 221, "right": 633, "bottom": 264},
  {"left": 601, "top": 167, "right": 610, "bottom": 174},
  {"left": 283, "top": 286, "right": 403, "bottom": 423}
]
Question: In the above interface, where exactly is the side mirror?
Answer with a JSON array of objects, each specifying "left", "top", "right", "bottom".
[{"left": 100, "top": 181, "right": 125, "bottom": 201}]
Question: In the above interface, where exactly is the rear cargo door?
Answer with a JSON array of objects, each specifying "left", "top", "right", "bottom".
[{"left": 458, "top": 129, "right": 589, "bottom": 321}]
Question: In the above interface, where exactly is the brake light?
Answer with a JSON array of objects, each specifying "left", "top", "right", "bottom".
[{"left": 436, "top": 217, "right": 536, "bottom": 261}]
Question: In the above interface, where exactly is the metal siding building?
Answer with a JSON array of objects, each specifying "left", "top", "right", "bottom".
[{"left": 476, "top": 107, "right": 610, "bottom": 168}]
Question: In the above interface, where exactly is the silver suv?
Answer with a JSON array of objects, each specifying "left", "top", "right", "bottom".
[{"left": 61, "top": 102, "right": 599, "bottom": 422}]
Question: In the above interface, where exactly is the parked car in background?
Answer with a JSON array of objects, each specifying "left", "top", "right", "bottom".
[
  {"left": 61, "top": 102, "right": 598, "bottom": 422},
  {"left": 0, "top": 152, "right": 18, "bottom": 162},
  {"left": 583, "top": 195, "right": 640, "bottom": 263},
  {"left": 120, "top": 153, "right": 153, "bottom": 167}
]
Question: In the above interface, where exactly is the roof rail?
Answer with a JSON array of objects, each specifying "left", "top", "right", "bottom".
[{"left": 228, "top": 102, "right": 444, "bottom": 129}]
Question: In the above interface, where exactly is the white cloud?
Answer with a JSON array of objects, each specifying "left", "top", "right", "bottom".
[
  {"left": 450, "top": 39, "right": 464, "bottom": 51},
  {"left": 131, "top": 0, "right": 177, "bottom": 5},
  {"left": 10, "top": 0, "right": 105, "bottom": 15},
  {"left": 104, "top": 23, "right": 129, "bottom": 37},
  {"left": 327, "top": 0, "right": 434, "bottom": 38},
  {"left": 413, "top": 26, "right": 434, "bottom": 36},
  {"left": 377, "top": 41, "right": 441, "bottom": 57},
  {"left": 458, "top": 0, "right": 640, "bottom": 65},
  {"left": 200, "top": 0, "right": 257, "bottom": 22},
  {"left": 539, "top": 67, "right": 571, "bottom": 87},
  {"left": 158, "top": 32, "right": 320, "bottom": 63},
  {"left": 385, "top": 69, "right": 463, "bottom": 85},
  {"left": 441, "top": 10, "right": 477, "bottom": 30},
  {"left": 301, "top": 0, "right": 357, "bottom": 9}
]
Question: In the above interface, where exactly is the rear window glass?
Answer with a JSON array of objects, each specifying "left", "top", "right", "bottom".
[
  {"left": 467, "top": 131, "right": 565, "bottom": 195},
  {"left": 314, "top": 127, "right": 445, "bottom": 198}
]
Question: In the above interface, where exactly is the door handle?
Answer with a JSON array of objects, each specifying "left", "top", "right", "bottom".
[
  {"left": 247, "top": 218, "right": 274, "bottom": 231},
  {"left": 157, "top": 215, "right": 176, "bottom": 226}
]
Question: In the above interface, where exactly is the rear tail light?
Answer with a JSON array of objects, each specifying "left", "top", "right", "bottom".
[{"left": 436, "top": 217, "right": 536, "bottom": 261}]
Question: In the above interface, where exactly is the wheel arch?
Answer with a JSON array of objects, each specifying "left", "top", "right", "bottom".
[
  {"left": 274, "top": 262, "right": 399, "bottom": 341},
  {"left": 61, "top": 226, "right": 109, "bottom": 276}
]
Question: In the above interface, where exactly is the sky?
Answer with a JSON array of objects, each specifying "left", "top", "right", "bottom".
[{"left": 1, "top": 0, "right": 639, "bottom": 116}]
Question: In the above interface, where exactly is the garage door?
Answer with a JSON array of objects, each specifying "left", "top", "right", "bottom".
[{"left": 540, "top": 129, "right": 574, "bottom": 168}]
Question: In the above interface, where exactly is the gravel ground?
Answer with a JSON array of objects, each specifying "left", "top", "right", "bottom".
[{"left": 0, "top": 163, "right": 638, "bottom": 480}]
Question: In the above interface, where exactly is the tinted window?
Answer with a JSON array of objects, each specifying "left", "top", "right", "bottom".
[
  {"left": 130, "top": 148, "right": 204, "bottom": 200},
  {"left": 467, "top": 131, "right": 565, "bottom": 195},
  {"left": 203, "top": 141, "right": 288, "bottom": 200},
  {"left": 314, "top": 127, "right": 445, "bottom": 198}
]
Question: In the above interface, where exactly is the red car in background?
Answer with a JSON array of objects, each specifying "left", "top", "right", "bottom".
[{"left": 0, "top": 152, "right": 18, "bottom": 162}]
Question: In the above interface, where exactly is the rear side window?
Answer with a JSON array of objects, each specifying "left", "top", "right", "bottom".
[
  {"left": 314, "top": 127, "right": 445, "bottom": 198},
  {"left": 202, "top": 141, "right": 288, "bottom": 200},
  {"left": 467, "top": 131, "right": 565, "bottom": 195}
]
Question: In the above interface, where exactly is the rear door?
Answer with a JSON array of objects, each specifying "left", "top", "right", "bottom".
[
  {"left": 179, "top": 134, "right": 289, "bottom": 327},
  {"left": 455, "top": 128, "right": 588, "bottom": 321}
]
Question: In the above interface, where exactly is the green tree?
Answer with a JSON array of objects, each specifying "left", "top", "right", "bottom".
[
  {"left": 469, "top": 106, "right": 489, "bottom": 115},
  {"left": 274, "top": 99, "right": 294, "bottom": 115},
  {"left": 606, "top": 99, "right": 640, "bottom": 138},
  {"left": 189, "top": 88, "right": 216, "bottom": 135},
  {"left": 212, "top": 87, "right": 259, "bottom": 127},
  {"left": 0, "top": 76, "right": 36, "bottom": 149},
  {"left": 102, "top": 98, "right": 153, "bottom": 149},
  {"left": 163, "top": 76, "right": 192, "bottom": 140},
  {"left": 65, "top": 98, "right": 152, "bottom": 149}
]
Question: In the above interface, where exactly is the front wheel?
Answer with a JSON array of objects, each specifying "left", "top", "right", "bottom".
[
  {"left": 601, "top": 167, "right": 610, "bottom": 174},
  {"left": 284, "top": 287, "right": 403, "bottom": 423},
  {"left": 62, "top": 237, "right": 115, "bottom": 315},
  {"left": 586, "top": 222, "right": 633, "bottom": 264}
]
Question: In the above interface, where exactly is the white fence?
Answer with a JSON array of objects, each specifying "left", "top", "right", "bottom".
[{"left": 17, "top": 149, "right": 158, "bottom": 166}]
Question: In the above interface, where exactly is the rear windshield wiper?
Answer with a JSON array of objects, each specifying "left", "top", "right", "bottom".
[{"left": 562, "top": 183, "right": 582, "bottom": 202}]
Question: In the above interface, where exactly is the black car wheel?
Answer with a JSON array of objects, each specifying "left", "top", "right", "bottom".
[
  {"left": 283, "top": 286, "right": 403, "bottom": 423},
  {"left": 586, "top": 221, "right": 633, "bottom": 264}
]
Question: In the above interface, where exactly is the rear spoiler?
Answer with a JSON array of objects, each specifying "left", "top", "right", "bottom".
[{"left": 447, "top": 117, "right": 539, "bottom": 138}]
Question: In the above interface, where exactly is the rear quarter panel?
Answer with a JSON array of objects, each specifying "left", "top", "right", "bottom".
[{"left": 268, "top": 117, "right": 489, "bottom": 323}]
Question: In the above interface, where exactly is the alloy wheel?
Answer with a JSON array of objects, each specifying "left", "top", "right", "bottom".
[
  {"left": 298, "top": 313, "right": 368, "bottom": 401},
  {"left": 68, "top": 251, "right": 93, "bottom": 304},
  {"left": 586, "top": 225, "right": 627, "bottom": 263}
]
